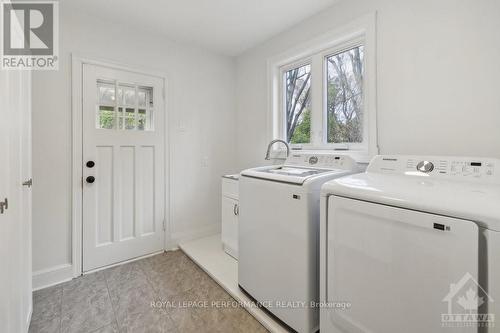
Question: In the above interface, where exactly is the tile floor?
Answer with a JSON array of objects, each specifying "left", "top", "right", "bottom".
[{"left": 29, "top": 250, "right": 268, "bottom": 333}]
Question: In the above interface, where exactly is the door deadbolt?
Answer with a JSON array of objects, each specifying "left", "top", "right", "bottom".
[
  {"left": 86, "top": 161, "right": 95, "bottom": 168},
  {"left": 86, "top": 176, "right": 95, "bottom": 184}
]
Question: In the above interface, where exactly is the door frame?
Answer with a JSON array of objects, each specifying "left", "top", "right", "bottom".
[{"left": 71, "top": 54, "right": 171, "bottom": 277}]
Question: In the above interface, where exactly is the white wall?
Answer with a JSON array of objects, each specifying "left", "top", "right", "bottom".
[
  {"left": 32, "top": 4, "right": 237, "bottom": 280},
  {"left": 236, "top": 0, "right": 500, "bottom": 169},
  {"left": 33, "top": 0, "right": 500, "bottom": 286}
]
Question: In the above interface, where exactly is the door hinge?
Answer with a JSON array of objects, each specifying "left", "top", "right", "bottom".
[
  {"left": 22, "top": 178, "right": 33, "bottom": 188},
  {"left": 0, "top": 198, "right": 8, "bottom": 214},
  {"left": 163, "top": 219, "right": 166, "bottom": 231}
]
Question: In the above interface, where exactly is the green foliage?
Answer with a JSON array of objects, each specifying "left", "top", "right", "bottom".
[
  {"left": 99, "top": 108, "right": 114, "bottom": 129},
  {"left": 290, "top": 109, "right": 311, "bottom": 144}
]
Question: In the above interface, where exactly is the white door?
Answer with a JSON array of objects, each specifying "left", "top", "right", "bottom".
[
  {"left": 19, "top": 70, "right": 33, "bottom": 328},
  {"left": 82, "top": 64, "right": 165, "bottom": 272},
  {"left": 0, "top": 69, "right": 33, "bottom": 332},
  {"left": 326, "top": 196, "right": 478, "bottom": 333},
  {"left": 0, "top": 68, "right": 14, "bottom": 333}
]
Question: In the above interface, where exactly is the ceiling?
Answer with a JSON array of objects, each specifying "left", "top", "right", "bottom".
[{"left": 63, "top": 0, "right": 339, "bottom": 56}]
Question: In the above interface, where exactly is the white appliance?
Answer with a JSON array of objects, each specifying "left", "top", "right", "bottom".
[
  {"left": 239, "top": 153, "right": 360, "bottom": 333},
  {"left": 320, "top": 155, "right": 500, "bottom": 333}
]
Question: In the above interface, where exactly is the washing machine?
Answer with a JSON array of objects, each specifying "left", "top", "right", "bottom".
[
  {"left": 239, "top": 153, "right": 360, "bottom": 333},
  {"left": 319, "top": 155, "right": 500, "bottom": 333}
]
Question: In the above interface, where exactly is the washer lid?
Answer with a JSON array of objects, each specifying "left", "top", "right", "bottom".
[
  {"left": 322, "top": 155, "right": 500, "bottom": 231},
  {"left": 264, "top": 166, "right": 328, "bottom": 177},
  {"left": 242, "top": 166, "right": 342, "bottom": 184},
  {"left": 241, "top": 153, "right": 359, "bottom": 185}
]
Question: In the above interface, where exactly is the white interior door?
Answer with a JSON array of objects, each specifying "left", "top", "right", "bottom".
[
  {"left": 82, "top": 64, "right": 165, "bottom": 272},
  {"left": 0, "top": 69, "right": 33, "bottom": 332},
  {"left": 19, "top": 70, "right": 33, "bottom": 328},
  {"left": 0, "top": 68, "right": 14, "bottom": 333},
  {"left": 327, "top": 196, "right": 478, "bottom": 333}
]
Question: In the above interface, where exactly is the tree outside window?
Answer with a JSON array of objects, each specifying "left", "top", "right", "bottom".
[
  {"left": 285, "top": 64, "right": 311, "bottom": 144},
  {"left": 326, "top": 46, "right": 364, "bottom": 143},
  {"left": 283, "top": 45, "right": 364, "bottom": 146}
]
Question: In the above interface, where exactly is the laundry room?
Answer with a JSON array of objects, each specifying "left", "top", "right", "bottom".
[{"left": 1, "top": 0, "right": 499, "bottom": 332}]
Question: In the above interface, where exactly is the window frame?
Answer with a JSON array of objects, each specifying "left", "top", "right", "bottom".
[{"left": 268, "top": 13, "right": 378, "bottom": 162}]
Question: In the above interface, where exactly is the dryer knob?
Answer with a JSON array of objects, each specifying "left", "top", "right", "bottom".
[{"left": 417, "top": 161, "right": 434, "bottom": 173}]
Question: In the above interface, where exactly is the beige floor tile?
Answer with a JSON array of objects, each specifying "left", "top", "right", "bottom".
[{"left": 30, "top": 250, "right": 269, "bottom": 333}]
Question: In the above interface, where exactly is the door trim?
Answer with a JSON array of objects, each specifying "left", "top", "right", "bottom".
[{"left": 71, "top": 54, "right": 171, "bottom": 277}]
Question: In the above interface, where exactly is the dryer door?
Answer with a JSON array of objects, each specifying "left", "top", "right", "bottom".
[{"left": 326, "top": 196, "right": 479, "bottom": 333}]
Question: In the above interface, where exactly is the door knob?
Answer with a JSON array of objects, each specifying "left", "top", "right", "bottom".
[
  {"left": 86, "top": 161, "right": 95, "bottom": 168},
  {"left": 86, "top": 176, "right": 95, "bottom": 184}
]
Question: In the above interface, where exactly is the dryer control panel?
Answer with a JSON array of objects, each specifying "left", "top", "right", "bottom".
[
  {"left": 285, "top": 153, "right": 358, "bottom": 171},
  {"left": 367, "top": 155, "right": 499, "bottom": 183}
]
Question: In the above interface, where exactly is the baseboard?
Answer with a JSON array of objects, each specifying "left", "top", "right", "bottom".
[
  {"left": 33, "top": 224, "right": 218, "bottom": 291},
  {"left": 170, "top": 223, "right": 220, "bottom": 249},
  {"left": 32, "top": 263, "right": 73, "bottom": 291}
]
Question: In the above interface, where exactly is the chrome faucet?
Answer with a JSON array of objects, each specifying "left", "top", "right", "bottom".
[{"left": 265, "top": 139, "right": 290, "bottom": 160}]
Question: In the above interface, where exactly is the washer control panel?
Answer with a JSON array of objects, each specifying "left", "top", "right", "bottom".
[
  {"left": 368, "top": 155, "right": 499, "bottom": 183},
  {"left": 285, "top": 153, "right": 358, "bottom": 171}
]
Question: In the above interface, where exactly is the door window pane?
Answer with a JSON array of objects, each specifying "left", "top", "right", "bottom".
[
  {"left": 138, "top": 86, "right": 154, "bottom": 131},
  {"left": 125, "top": 108, "right": 135, "bottom": 130},
  {"left": 138, "top": 109, "right": 146, "bottom": 130},
  {"left": 98, "top": 83, "right": 115, "bottom": 105},
  {"left": 138, "top": 90, "right": 146, "bottom": 108},
  {"left": 120, "top": 86, "right": 136, "bottom": 106},
  {"left": 284, "top": 64, "right": 311, "bottom": 144},
  {"left": 124, "top": 117, "right": 135, "bottom": 130},
  {"left": 326, "top": 46, "right": 364, "bottom": 143},
  {"left": 98, "top": 105, "right": 115, "bottom": 129}
]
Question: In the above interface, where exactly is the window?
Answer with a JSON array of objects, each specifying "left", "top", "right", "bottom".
[
  {"left": 284, "top": 63, "right": 311, "bottom": 144},
  {"left": 326, "top": 45, "right": 364, "bottom": 143},
  {"left": 270, "top": 15, "right": 377, "bottom": 161},
  {"left": 96, "top": 80, "right": 154, "bottom": 131},
  {"left": 282, "top": 45, "right": 365, "bottom": 147}
]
